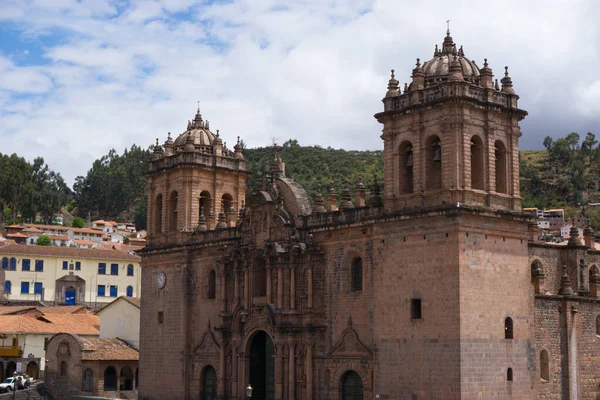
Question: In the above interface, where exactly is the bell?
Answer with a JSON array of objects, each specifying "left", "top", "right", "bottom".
[
  {"left": 405, "top": 153, "right": 413, "bottom": 167},
  {"left": 433, "top": 146, "right": 441, "bottom": 162}
]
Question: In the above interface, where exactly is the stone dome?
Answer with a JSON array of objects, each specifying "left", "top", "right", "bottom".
[
  {"left": 173, "top": 109, "right": 216, "bottom": 149},
  {"left": 421, "top": 31, "right": 480, "bottom": 86}
]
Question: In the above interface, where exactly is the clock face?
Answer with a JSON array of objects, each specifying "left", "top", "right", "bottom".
[{"left": 156, "top": 272, "right": 166, "bottom": 289}]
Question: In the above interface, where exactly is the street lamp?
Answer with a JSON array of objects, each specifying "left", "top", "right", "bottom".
[{"left": 245, "top": 384, "right": 253, "bottom": 398}]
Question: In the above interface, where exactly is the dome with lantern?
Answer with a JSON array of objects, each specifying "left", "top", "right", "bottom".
[
  {"left": 172, "top": 107, "right": 234, "bottom": 156},
  {"left": 421, "top": 30, "right": 480, "bottom": 86}
]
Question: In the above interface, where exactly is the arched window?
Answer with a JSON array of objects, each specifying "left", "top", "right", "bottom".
[
  {"left": 126, "top": 286, "right": 133, "bottom": 297},
  {"left": 154, "top": 193, "right": 163, "bottom": 234},
  {"left": 351, "top": 257, "right": 363, "bottom": 292},
  {"left": 540, "top": 349, "right": 549, "bottom": 381},
  {"left": 341, "top": 370, "right": 363, "bottom": 400},
  {"left": 470, "top": 135, "right": 484, "bottom": 190},
  {"left": 1, "top": 257, "right": 7, "bottom": 270},
  {"left": 82, "top": 368, "right": 93, "bottom": 392},
  {"left": 208, "top": 270, "right": 216, "bottom": 299},
  {"left": 169, "top": 191, "right": 178, "bottom": 232},
  {"left": 252, "top": 258, "right": 266, "bottom": 298},
  {"left": 104, "top": 366, "right": 117, "bottom": 391},
  {"left": 202, "top": 366, "right": 217, "bottom": 400},
  {"left": 200, "top": 190, "right": 212, "bottom": 219},
  {"left": 505, "top": 317, "right": 513, "bottom": 339},
  {"left": 60, "top": 361, "right": 67, "bottom": 377},
  {"left": 222, "top": 193, "right": 233, "bottom": 213},
  {"left": 399, "top": 141, "right": 414, "bottom": 194},
  {"left": 507, "top": 368, "right": 513, "bottom": 381},
  {"left": 127, "top": 264, "right": 134, "bottom": 276},
  {"left": 426, "top": 135, "right": 442, "bottom": 190},
  {"left": 120, "top": 366, "right": 134, "bottom": 390},
  {"left": 495, "top": 140, "right": 507, "bottom": 194},
  {"left": 4, "top": 281, "right": 11, "bottom": 294},
  {"left": 9, "top": 258, "right": 16, "bottom": 270}
]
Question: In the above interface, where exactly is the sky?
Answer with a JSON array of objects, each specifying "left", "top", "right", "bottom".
[{"left": 1, "top": 0, "right": 599, "bottom": 186}]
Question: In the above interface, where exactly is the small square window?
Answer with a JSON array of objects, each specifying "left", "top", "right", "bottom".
[
  {"left": 22, "top": 259, "right": 30, "bottom": 271},
  {"left": 75, "top": 261, "right": 81, "bottom": 270},
  {"left": 62, "top": 261, "right": 68, "bottom": 270},
  {"left": 98, "top": 263, "right": 106, "bottom": 275},
  {"left": 97, "top": 285, "right": 105, "bottom": 297},
  {"left": 411, "top": 298, "right": 422, "bottom": 319},
  {"left": 35, "top": 260, "right": 44, "bottom": 272},
  {"left": 110, "top": 263, "right": 119, "bottom": 276}
]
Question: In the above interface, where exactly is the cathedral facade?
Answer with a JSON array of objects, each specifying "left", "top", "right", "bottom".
[{"left": 138, "top": 31, "right": 600, "bottom": 400}]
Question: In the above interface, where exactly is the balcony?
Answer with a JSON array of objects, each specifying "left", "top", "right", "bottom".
[{"left": 0, "top": 345, "right": 22, "bottom": 357}]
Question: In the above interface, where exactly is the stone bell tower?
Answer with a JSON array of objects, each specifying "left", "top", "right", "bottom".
[
  {"left": 146, "top": 107, "right": 249, "bottom": 247},
  {"left": 375, "top": 28, "right": 527, "bottom": 212}
]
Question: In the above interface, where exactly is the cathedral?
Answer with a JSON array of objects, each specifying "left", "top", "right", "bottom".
[{"left": 138, "top": 30, "right": 600, "bottom": 400}]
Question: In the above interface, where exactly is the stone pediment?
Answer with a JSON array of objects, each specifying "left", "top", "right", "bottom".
[
  {"left": 56, "top": 274, "right": 86, "bottom": 283},
  {"left": 193, "top": 323, "right": 220, "bottom": 355},
  {"left": 328, "top": 316, "right": 372, "bottom": 358}
]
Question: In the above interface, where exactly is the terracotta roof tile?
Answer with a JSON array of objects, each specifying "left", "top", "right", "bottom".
[
  {"left": 0, "top": 243, "right": 140, "bottom": 262},
  {"left": 0, "top": 314, "right": 99, "bottom": 335},
  {"left": 7, "top": 232, "right": 28, "bottom": 238},
  {"left": 38, "top": 305, "right": 88, "bottom": 314},
  {"left": 0, "top": 306, "right": 38, "bottom": 315},
  {"left": 79, "top": 337, "right": 139, "bottom": 360}
]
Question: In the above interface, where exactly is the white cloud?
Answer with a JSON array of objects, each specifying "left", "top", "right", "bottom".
[{"left": 0, "top": 0, "right": 599, "bottom": 185}]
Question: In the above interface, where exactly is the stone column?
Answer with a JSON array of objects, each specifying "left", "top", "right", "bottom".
[
  {"left": 306, "top": 343, "right": 313, "bottom": 400},
  {"left": 232, "top": 351, "right": 238, "bottom": 398},
  {"left": 239, "top": 355, "right": 248, "bottom": 400},
  {"left": 277, "top": 259, "right": 283, "bottom": 309},
  {"left": 307, "top": 263, "right": 313, "bottom": 309},
  {"left": 218, "top": 338, "right": 226, "bottom": 397},
  {"left": 220, "top": 263, "right": 227, "bottom": 314},
  {"left": 234, "top": 266, "right": 240, "bottom": 306},
  {"left": 244, "top": 266, "right": 249, "bottom": 310},
  {"left": 266, "top": 257, "right": 272, "bottom": 304},
  {"left": 288, "top": 342, "right": 295, "bottom": 400},
  {"left": 275, "top": 344, "right": 283, "bottom": 400},
  {"left": 289, "top": 257, "right": 296, "bottom": 311}
]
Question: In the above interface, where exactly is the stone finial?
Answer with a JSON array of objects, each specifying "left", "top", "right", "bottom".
[
  {"left": 326, "top": 181, "right": 339, "bottom": 212},
  {"left": 339, "top": 179, "right": 354, "bottom": 210},
  {"left": 312, "top": 184, "right": 326, "bottom": 214},
  {"left": 234, "top": 136, "right": 244, "bottom": 159},
  {"left": 411, "top": 58, "right": 425, "bottom": 91},
  {"left": 368, "top": 175, "right": 383, "bottom": 208},
  {"left": 434, "top": 44, "right": 439, "bottom": 56},
  {"left": 448, "top": 55, "right": 464, "bottom": 82},
  {"left": 152, "top": 139, "right": 163, "bottom": 160},
  {"left": 403, "top": 82, "right": 408, "bottom": 94},
  {"left": 386, "top": 69, "right": 400, "bottom": 97},
  {"left": 216, "top": 205, "right": 228, "bottom": 229},
  {"left": 458, "top": 45, "right": 464, "bottom": 57},
  {"left": 494, "top": 79, "right": 500, "bottom": 91},
  {"left": 163, "top": 132, "right": 174, "bottom": 156},
  {"left": 197, "top": 207, "right": 208, "bottom": 232},
  {"left": 558, "top": 265, "right": 574, "bottom": 295},
  {"left": 184, "top": 131, "right": 195, "bottom": 152},
  {"left": 500, "top": 66, "right": 515, "bottom": 94},
  {"left": 479, "top": 58, "right": 494, "bottom": 89},
  {"left": 355, "top": 176, "right": 366, "bottom": 207},
  {"left": 568, "top": 225, "right": 583, "bottom": 246},
  {"left": 584, "top": 226, "right": 595, "bottom": 248}
]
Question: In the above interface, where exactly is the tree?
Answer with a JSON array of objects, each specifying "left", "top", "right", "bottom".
[
  {"left": 37, "top": 235, "right": 52, "bottom": 246},
  {"left": 72, "top": 217, "right": 85, "bottom": 228}
]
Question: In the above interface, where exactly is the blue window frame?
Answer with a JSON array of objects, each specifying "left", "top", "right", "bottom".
[
  {"left": 21, "top": 282, "right": 29, "bottom": 294},
  {"left": 97, "top": 285, "right": 105, "bottom": 297},
  {"left": 22, "top": 259, "right": 30, "bottom": 271},
  {"left": 126, "top": 286, "right": 133, "bottom": 297},
  {"left": 62, "top": 261, "right": 68, "bottom": 270},
  {"left": 75, "top": 262, "right": 81, "bottom": 270},
  {"left": 110, "top": 263, "right": 118, "bottom": 276},
  {"left": 9, "top": 258, "right": 16, "bottom": 270},
  {"left": 4, "top": 281, "right": 11, "bottom": 293},
  {"left": 98, "top": 263, "right": 106, "bottom": 275},
  {"left": 127, "top": 264, "right": 134, "bottom": 276},
  {"left": 35, "top": 260, "right": 44, "bottom": 272},
  {"left": 1, "top": 257, "right": 7, "bottom": 270},
  {"left": 34, "top": 282, "right": 43, "bottom": 295},
  {"left": 109, "top": 285, "right": 117, "bottom": 297}
]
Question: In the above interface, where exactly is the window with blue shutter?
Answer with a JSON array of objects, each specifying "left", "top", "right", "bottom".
[
  {"left": 21, "top": 282, "right": 29, "bottom": 294},
  {"left": 34, "top": 282, "right": 43, "bottom": 295},
  {"left": 75, "top": 262, "right": 81, "bottom": 270},
  {"left": 63, "top": 261, "right": 68, "bottom": 270},
  {"left": 9, "top": 258, "right": 16, "bottom": 270},
  {"left": 127, "top": 264, "right": 134, "bottom": 276},
  {"left": 22, "top": 259, "right": 30, "bottom": 271},
  {"left": 35, "top": 260, "right": 44, "bottom": 272},
  {"left": 4, "top": 281, "right": 11, "bottom": 293},
  {"left": 1, "top": 257, "right": 7, "bottom": 270},
  {"left": 126, "top": 286, "right": 133, "bottom": 297},
  {"left": 97, "top": 285, "right": 105, "bottom": 297},
  {"left": 110, "top": 263, "right": 118, "bottom": 275},
  {"left": 98, "top": 263, "right": 106, "bottom": 274},
  {"left": 110, "top": 285, "right": 117, "bottom": 297}
]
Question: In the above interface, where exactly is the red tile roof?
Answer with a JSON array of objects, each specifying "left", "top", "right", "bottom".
[
  {"left": 0, "top": 314, "right": 99, "bottom": 335},
  {"left": 0, "top": 243, "right": 140, "bottom": 262},
  {"left": 79, "top": 337, "right": 139, "bottom": 360}
]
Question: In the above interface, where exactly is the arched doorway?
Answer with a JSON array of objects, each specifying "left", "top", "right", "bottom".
[
  {"left": 201, "top": 366, "right": 217, "bottom": 400},
  {"left": 65, "top": 286, "right": 76, "bottom": 305},
  {"left": 6, "top": 361, "right": 16, "bottom": 378},
  {"left": 249, "top": 331, "right": 275, "bottom": 400},
  {"left": 0, "top": 362, "right": 4, "bottom": 382},
  {"left": 26, "top": 361, "right": 39, "bottom": 379},
  {"left": 120, "top": 366, "right": 134, "bottom": 390},
  {"left": 341, "top": 370, "right": 363, "bottom": 400}
]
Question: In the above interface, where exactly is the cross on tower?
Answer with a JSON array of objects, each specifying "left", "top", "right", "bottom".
[{"left": 446, "top": 19, "right": 451, "bottom": 32}]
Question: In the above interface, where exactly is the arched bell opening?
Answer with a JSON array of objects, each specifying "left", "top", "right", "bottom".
[
  {"left": 470, "top": 135, "right": 484, "bottom": 190},
  {"left": 495, "top": 140, "right": 507, "bottom": 194},
  {"left": 398, "top": 141, "right": 414, "bottom": 194},
  {"left": 426, "top": 135, "right": 442, "bottom": 190}
]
